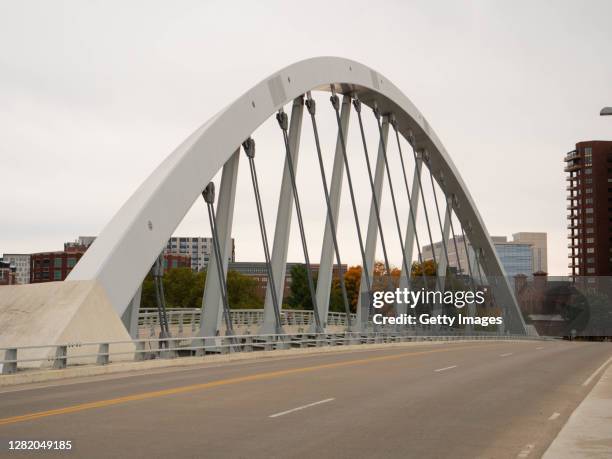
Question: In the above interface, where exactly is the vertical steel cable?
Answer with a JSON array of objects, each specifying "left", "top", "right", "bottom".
[
  {"left": 428, "top": 165, "right": 451, "bottom": 274},
  {"left": 372, "top": 106, "right": 411, "bottom": 290},
  {"left": 329, "top": 90, "right": 374, "bottom": 303},
  {"left": 275, "top": 107, "right": 322, "bottom": 333},
  {"left": 202, "top": 182, "right": 235, "bottom": 335},
  {"left": 305, "top": 93, "right": 352, "bottom": 327},
  {"left": 153, "top": 255, "right": 171, "bottom": 341},
  {"left": 353, "top": 98, "right": 392, "bottom": 279},
  {"left": 410, "top": 142, "right": 438, "bottom": 286},
  {"left": 391, "top": 119, "right": 428, "bottom": 290},
  {"left": 242, "top": 138, "right": 283, "bottom": 334}
]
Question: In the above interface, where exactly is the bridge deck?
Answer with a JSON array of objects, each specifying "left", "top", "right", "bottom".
[{"left": 0, "top": 340, "right": 610, "bottom": 458}]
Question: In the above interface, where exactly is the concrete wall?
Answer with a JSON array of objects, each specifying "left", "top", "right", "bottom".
[{"left": 0, "top": 280, "right": 134, "bottom": 368}]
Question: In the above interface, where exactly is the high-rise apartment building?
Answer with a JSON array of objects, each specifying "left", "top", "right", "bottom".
[
  {"left": 165, "top": 237, "right": 235, "bottom": 272},
  {"left": 565, "top": 141, "right": 612, "bottom": 276}
]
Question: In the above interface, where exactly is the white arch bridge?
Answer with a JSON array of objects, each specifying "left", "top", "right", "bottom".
[{"left": 0, "top": 57, "right": 529, "bottom": 363}]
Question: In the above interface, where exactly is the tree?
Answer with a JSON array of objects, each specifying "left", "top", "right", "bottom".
[
  {"left": 226, "top": 270, "right": 263, "bottom": 309},
  {"left": 411, "top": 259, "right": 437, "bottom": 277},
  {"left": 140, "top": 266, "right": 262, "bottom": 311},
  {"left": 286, "top": 264, "right": 316, "bottom": 310},
  {"left": 344, "top": 265, "right": 362, "bottom": 312}
]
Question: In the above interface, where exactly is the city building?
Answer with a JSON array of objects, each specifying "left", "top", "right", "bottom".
[
  {"left": 423, "top": 234, "right": 540, "bottom": 278},
  {"left": 565, "top": 141, "right": 612, "bottom": 276},
  {"left": 64, "top": 236, "right": 96, "bottom": 252},
  {"left": 165, "top": 237, "right": 235, "bottom": 272},
  {"left": 162, "top": 253, "right": 192, "bottom": 271},
  {"left": 512, "top": 232, "right": 547, "bottom": 273},
  {"left": 0, "top": 260, "right": 16, "bottom": 285},
  {"left": 30, "top": 250, "right": 86, "bottom": 282},
  {"left": 228, "top": 262, "right": 347, "bottom": 300},
  {"left": 1, "top": 254, "right": 31, "bottom": 284},
  {"left": 494, "top": 239, "right": 533, "bottom": 278}
]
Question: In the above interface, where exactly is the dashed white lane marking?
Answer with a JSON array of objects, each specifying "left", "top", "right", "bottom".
[
  {"left": 582, "top": 356, "right": 612, "bottom": 387},
  {"left": 535, "top": 347, "right": 544, "bottom": 350},
  {"left": 548, "top": 412, "right": 560, "bottom": 421},
  {"left": 434, "top": 365, "right": 457, "bottom": 372},
  {"left": 269, "top": 398, "right": 335, "bottom": 418},
  {"left": 500, "top": 353, "right": 513, "bottom": 357},
  {"left": 517, "top": 443, "right": 535, "bottom": 458}
]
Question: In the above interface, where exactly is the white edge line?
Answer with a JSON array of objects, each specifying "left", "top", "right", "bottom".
[
  {"left": 434, "top": 365, "right": 458, "bottom": 372},
  {"left": 548, "top": 412, "right": 560, "bottom": 421},
  {"left": 582, "top": 356, "right": 612, "bottom": 387},
  {"left": 269, "top": 398, "right": 335, "bottom": 418}
]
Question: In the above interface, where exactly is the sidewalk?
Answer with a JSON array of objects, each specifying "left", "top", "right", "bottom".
[{"left": 543, "top": 360, "right": 612, "bottom": 458}]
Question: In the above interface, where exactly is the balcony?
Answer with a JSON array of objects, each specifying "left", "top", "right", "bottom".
[
  {"left": 564, "top": 163, "right": 582, "bottom": 172},
  {"left": 565, "top": 150, "right": 580, "bottom": 162}
]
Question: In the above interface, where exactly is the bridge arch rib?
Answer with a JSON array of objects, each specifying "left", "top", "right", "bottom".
[{"left": 67, "top": 56, "right": 527, "bottom": 335}]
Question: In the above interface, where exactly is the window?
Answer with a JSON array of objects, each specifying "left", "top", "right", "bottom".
[
  {"left": 585, "top": 147, "right": 592, "bottom": 166},
  {"left": 587, "top": 268, "right": 595, "bottom": 274},
  {"left": 585, "top": 198, "right": 593, "bottom": 204},
  {"left": 587, "top": 247, "right": 595, "bottom": 253},
  {"left": 585, "top": 168, "right": 592, "bottom": 174},
  {"left": 586, "top": 208, "right": 594, "bottom": 214},
  {"left": 586, "top": 178, "right": 593, "bottom": 184},
  {"left": 54, "top": 270, "right": 62, "bottom": 280},
  {"left": 587, "top": 217, "right": 594, "bottom": 224},
  {"left": 586, "top": 227, "right": 594, "bottom": 234},
  {"left": 587, "top": 257, "right": 595, "bottom": 263},
  {"left": 586, "top": 188, "right": 593, "bottom": 194},
  {"left": 67, "top": 258, "right": 76, "bottom": 268},
  {"left": 53, "top": 258, "right": 62, "bottom": 268},
  {"left": 586, "top": 237, "right": 595, "bottom": 243}
]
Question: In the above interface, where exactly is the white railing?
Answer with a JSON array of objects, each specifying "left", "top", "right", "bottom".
[{"left": 138, "top": 308, "right": 357, "bottom": 334}]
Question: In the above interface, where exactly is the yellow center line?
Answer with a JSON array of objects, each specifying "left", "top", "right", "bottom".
[{"left": 0, "top": 343, "right": 503, "bottom": 426}]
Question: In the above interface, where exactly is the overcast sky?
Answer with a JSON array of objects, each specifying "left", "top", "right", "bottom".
[{"left": 1, "top": 0, "right": 611, "bottom": 275}]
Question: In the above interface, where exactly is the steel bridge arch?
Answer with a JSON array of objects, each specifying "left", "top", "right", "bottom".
[{"left": 67, "top": 56, "right": 527, "bottom": 335}]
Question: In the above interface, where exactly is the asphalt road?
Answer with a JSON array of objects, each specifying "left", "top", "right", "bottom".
[{"left": 0, "top": 340, "right": 611, "bottom": 458}]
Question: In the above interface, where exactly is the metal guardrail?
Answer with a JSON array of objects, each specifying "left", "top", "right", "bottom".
[{"left": 0, "top": 330, "right": 548, "bottom": 375}]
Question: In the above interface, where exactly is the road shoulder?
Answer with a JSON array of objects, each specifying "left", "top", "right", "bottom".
[{"left": 543, "top": 359, "right": 612, "bottom": 458}]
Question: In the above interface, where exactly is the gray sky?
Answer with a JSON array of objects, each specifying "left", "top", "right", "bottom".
[{"left": 1, "top": 0, "right": 611, "bottom": 275}]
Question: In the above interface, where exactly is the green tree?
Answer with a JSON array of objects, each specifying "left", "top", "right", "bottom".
[
  {"left": 226, "top": 270, "right": 263, "bottom": 309},
  {"left": 286, "top": 264, "right": 316, "bottom": 310},
  {"left": 141, "top": 267, "right": 262, "bottom": 310}
]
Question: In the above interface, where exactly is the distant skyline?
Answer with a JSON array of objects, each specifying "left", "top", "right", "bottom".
[{"left": 1, "top": 0, "right": 611, "bottom": 275}]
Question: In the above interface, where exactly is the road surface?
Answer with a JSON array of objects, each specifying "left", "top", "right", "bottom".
[{"left": 0, "top": 340, "right": 611, "bottom": 458}]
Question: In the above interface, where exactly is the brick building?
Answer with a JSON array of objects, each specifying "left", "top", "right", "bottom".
[
  {"left": 565, "top": 141, "right": 612, "bottom": 276},
  {"left": 30, "top": 250, "right": 86, "bottom": 283}
]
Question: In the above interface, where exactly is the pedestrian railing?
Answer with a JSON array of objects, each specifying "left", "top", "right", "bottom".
[{"left": 138, "top": 308, "right": 356, "bottom": 335}]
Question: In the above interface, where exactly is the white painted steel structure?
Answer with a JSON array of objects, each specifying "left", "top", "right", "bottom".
[{"left": 67, "top": 57, "right": 527, "bottom": 335}]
